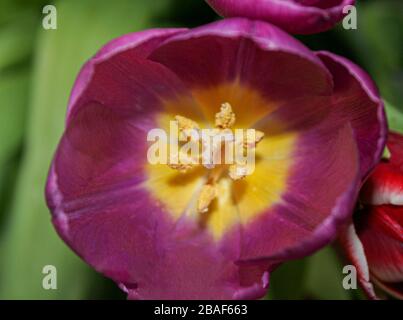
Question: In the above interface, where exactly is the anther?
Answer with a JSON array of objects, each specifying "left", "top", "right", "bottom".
[
  {"left": 197, "top": 183, "right": 217, "bottom": 213},
  {"left": 215, "top": 102, "right": 236, "bottom": 129}
]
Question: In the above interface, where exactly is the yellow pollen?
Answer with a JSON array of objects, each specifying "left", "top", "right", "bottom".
[
  {"left": 167, "top": 151, "right": 197, "bottom": 173},
  {"left": 228, "top": 163, "right": 249, "bottom": 181},
  {"left": 175, "top": 115, "right": 200, "bottom": 141},
  {"left": 243, "top": 130, "right": 265, "bottom": 149},
  {"left": 197, "top": 183, "right": 218, "bottom": 213},
  {"left": 175, "top": 115, "right": 200, "bottom": 131},
  {"left": 215, "top": 102, "right": 236, "bottom": 129},
  {"left": 168, "top": 102, "right": 264, "bottom": 214},
  {"left": 167, "top": 162, "right": 194, "bottom": 173}
]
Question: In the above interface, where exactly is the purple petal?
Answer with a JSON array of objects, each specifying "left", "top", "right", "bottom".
[
  {"left": 149, "top": 18, "right": 333, "bottom": 102},
  {"left": 67, "top": 28, "right": 187, "bottom": 123},
  {"left": 47, "top": 51, "right": 198, "bottom": 204},
  {"left": 206, "top": 0, "right": 356, "bottom": 34},
  {"left": 316, "top": 51, "right": 387, "bottom": 180},
  {"left": 231, "top": 121, "right": 361, "bottom": 263},
  {"left": 47, "top": 165, "right": 271, "bottom": 300},
  {"left": 46, "top": 18, "right": 386, "bottom": 300}
]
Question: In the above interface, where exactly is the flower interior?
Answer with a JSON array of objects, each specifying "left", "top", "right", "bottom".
[
  {"left": 146, "top": 83, "right": 296, "bottom": 241},
  {"left": 167, "top": 102, "right": 265, "bottom": 214}
]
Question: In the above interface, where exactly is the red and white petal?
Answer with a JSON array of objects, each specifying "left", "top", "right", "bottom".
[{"left": 339, "top": 224, "right": 378, "bottom": 300}]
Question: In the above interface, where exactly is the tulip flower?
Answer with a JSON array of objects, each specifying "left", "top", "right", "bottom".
[
  {"left": 46, "top": 18, "right": 386, "bottom": 299},
  {"left": 206, "top": 0, "right": 356, "bottom": 34},
  {"left": 340, "top": 132, "right": 403, "bottom": 300}
]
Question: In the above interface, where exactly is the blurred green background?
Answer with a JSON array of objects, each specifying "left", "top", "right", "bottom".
[{"left": 0, "top": 0, "right": 401, "bottom": 300}]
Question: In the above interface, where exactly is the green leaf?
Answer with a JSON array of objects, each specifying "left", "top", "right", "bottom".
[
  {"left": 385, "top": 100, "right": 403, "bottom": 134},
  {"left": 0, "top": 70, "right": 29, "bottom": 299},
  {"left": 0, "top": 69, "right": 29, "bottom": 236},
  {"left": 0, "top": 0, "right": 173, "bottom": 299},
  {"left": 0, "top": 70, "right": 29, "bottom": 167},
  {"left": 0, "top": 1, "right": 50, "bottom": 27},
  {"left": 0, "top": 14, "right": 37, "bottom": 71},
  {"left": 267, "top": 259, "right": 308, "bottom": 300},
  {"left": 341, "top": 1, "right": 403, "bottom": 111},
  {"left": 305, "top": 246, "right": 352, "bottom": 300}
]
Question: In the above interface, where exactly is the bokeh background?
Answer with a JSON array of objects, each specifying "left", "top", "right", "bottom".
[{"left": 0, "top": 0, "right": 401, "bottom": 299}]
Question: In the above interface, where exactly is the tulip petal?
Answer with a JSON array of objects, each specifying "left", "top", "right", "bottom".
[
  {"left": 229, "top": 120, "right": 361, "bottom": 263},
  {"left": 342, "top": 131, "right": 403, "bottom": 300},
  {"left": 46, "top": 18, "right": 387, "bottom": 300},
  {"left": 339, "top": 224, "right": 378, "bottom": 299},
  {"left": 149, "top": 18, "right": 333, "bottom": 127},
  {"left": 46, "top": 60, "right": 273, "bottom": 299},
  {"left": 371, "top": 277, "right": 403, "bottom": 300},
  {"left": 67, "top": 28, "right": 187, "bottom": 123},
  {"left": 48, "top": 157, "right": 272, "bottom": 299},
  {"left": 48, "top": 52, "right": 204, "bottom": 202},
  {"left": 361, "top": 132, "right": 403, "bottom": 205},
  {"left": 355, "top": 206, "right": 403, "bottom": 283},
  {"left": 340, "top": 205, "right": 403, "bottom": 299},
  {"left": 206, "top": 0, "right": 355, "bottom": 34},
  {"left": 389, "top": 132, "right": 403, "bottom": 168},
  {"left": 361, "top": 163, "right": 403, "bottom": 206},
  {"left": 316, "top": 51, "right": 387, "bottom": 179}
]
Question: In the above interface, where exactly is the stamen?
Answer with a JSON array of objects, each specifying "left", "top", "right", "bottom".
[
  {"left": 167, "top": 162, "right": 194, "bottom": 173},
  {"left": 175, "top": 115, "right": 200, "bottom": 141},
  {"left": 253, "top": 130, "right": 265, "bottom": 145},
  {"left": 197, "top": 183, "right": 217, "bottom": 213},
  {"left": 215, "top": 102, "right": 236, "bottom": 129},
  {"left": 166, "top": 102, "right": 264, "bottom": 214},
  {"left": 243, "top": 130, "right": 265, "bottom": 149},
  {"left": 228, "top": 163, "right": 249, "bottom": 181},
  {"left": 175, "top": 115, "right": 200, "bottom": 131},
  {"left": 168, "top": 151, "right": 197, "bottom": 173}
]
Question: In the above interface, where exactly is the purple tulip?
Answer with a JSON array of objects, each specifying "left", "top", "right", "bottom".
[
  {"left": 206, "top": 0, "right": 356, "bottom": 34},
  {"left": 46, "top": 18, "right": 386, "bottom": 299}
]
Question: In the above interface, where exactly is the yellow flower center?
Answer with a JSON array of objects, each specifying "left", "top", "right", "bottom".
[{"left": 167, "top": 102, "right": 265, "bottom": 214}]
